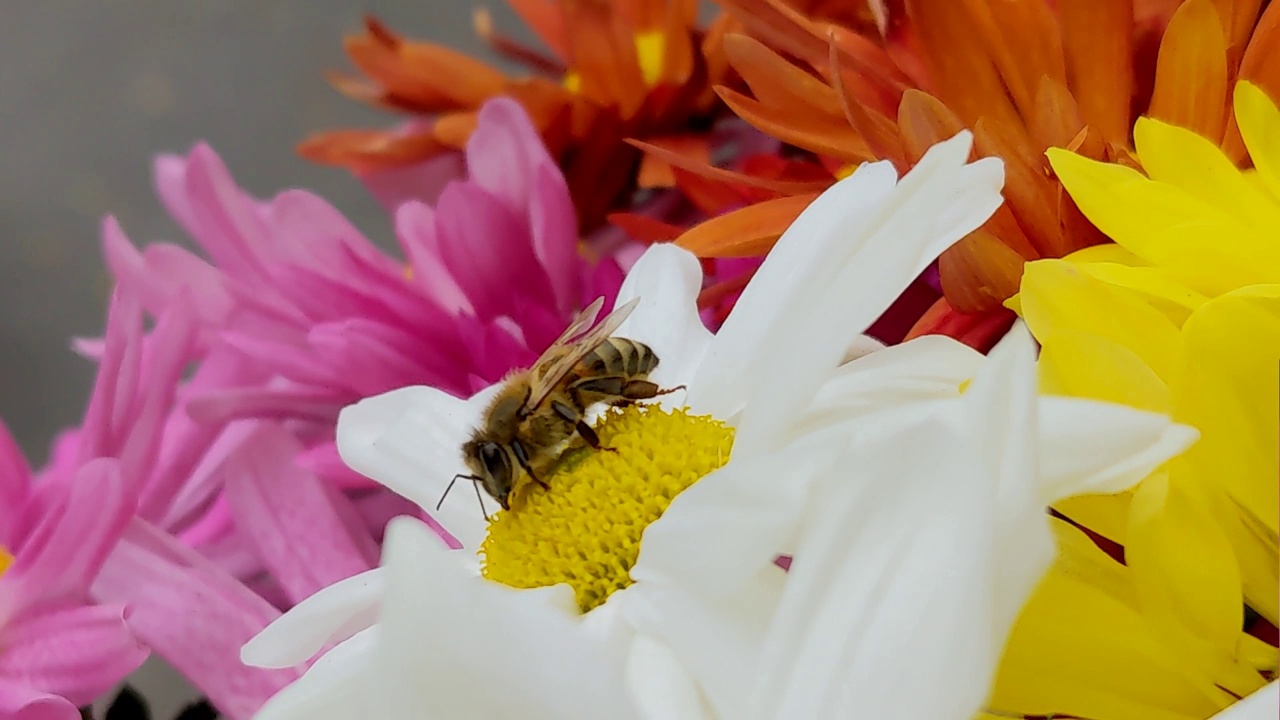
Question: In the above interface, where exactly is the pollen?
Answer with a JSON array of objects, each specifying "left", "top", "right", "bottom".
[
  {"left": 562, "top": 31, "right": 668, "bottom": 95},
  {"left": 0, "top": 546, "right": 12, "bottom": 577},
  {"left": 479, "top": 405, "right": 734, "bottom": 613}
]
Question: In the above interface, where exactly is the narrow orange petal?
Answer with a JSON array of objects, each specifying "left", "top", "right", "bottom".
[
  {"left": 675, "top": 194, "right": 819, "bottom": 257},
  {"left": 716, "top": 86, "right": 874, "bottom": 161},
  {"left": 973, "top": 119, "right": 1061, "bottom": 257},
  {"left": 506, "top": 0, "right": 570, "bottom": 60},
  {"left": 903, "top": 297, "right": 1017, "bottom": 353},
  {"left": 700, "top": 11, "right": 741, "bottom": 102},
  {"left": 825, "top": 33, "right": 909, "bottom": 170},
  {"left": 723, "top": 34, "right": 848, "bottom": 119},
  {"left": 823, "top": 24, "right": 911, "bottom": 118},
  {"left": 1060, "top": 0, "right": 1135, "bottom": 145},
  {"left": 432, "top": 113, "right": 480, "bottom": 150},
  {"left": 348, "top": 18, "right": 509, "bottom": 110},
  {"left": 985, "top": 204, "right": 1040, "bottom": 262},
  {"left": 1210, "top": 0, "right": 1264, "bottom": 67},
  {"left": 657, "top": 1, "right": 697, "bottom": 87},
  {"left": 938, "top": 229, "right": 1028, "bottom": 312},
  {"left": 1031, "top": 76, "right": 1086, "bottom": 152},
  {"left": 959, "top": 0, "right": 1066, "bottom": 122},
  {"left": 1148, "top": 0, "right": 1230, "bottom": 143},
  {"left": 903, "top": 0, "right": 1024, "bottom": 134},
  {"left": 628, "top": 138, "right": 831, "bottom": 194},
  {"left": 473, "top": 8, "right": 567, "bottom": 75},
  {"left": 297, "top": 130, "right": 445, "bottom": 172},
  {"left": 716, "top": 0, "right": 831, "bottom": 72},
  {"left": 670, "top": 167, "right": 756, "bottom": 215},
  {"left": 634, "top": 135, "right": 712, "bottom": 188},
  {"left": 562, "top": 0, "right": 648, "bottom": 117},
  {"left": 896, "top": 89, "right": 965, "bottom": 164},
  {"left": 607, "top": 212, "right": 686, "bottom": 243}
]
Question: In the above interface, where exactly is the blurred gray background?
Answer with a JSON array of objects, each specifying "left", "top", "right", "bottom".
[{"left": 0, "top": 2, "right": 532, "bottom": 716}]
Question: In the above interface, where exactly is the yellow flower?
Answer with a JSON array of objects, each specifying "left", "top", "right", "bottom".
[{"left": 996, "top": 81, "right": 1280, "bottom": 718}]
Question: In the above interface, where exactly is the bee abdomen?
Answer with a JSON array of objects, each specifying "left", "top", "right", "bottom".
[{"left": 587, "top": 338, "right": 658, "bottom": 377}]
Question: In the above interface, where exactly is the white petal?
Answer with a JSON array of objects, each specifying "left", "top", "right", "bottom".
[
  {"left": 371, "top": 517, "right": 639, "bottom": 720},
  {"left": 242, "top": 569, "right": 384, "bottom": 668},
  {"left": 624, "top": 634, "right": 713, "bottom": 720},
  {"left": 696, "top": 132, "right": 1006, "bottom": 453},
  {"left": 613, "top": 244, "right": 712, "bottom": 391},
  {"left": 840, "top": 334, "right": 886, "bottom": 363},
  {"left": 1212, "top": 683, "right": 1279, "bottom": 719},
  {"left": 620, "top": 569, "right": 783, "bottom": 719},
  {"left": 792, "top": 335, "right": 982, "bottom": 438},
  {"left": 1036, "top": 396, "right": 1199, "bottom": 501},
  {"left": 254, "top": 627, "right": 378, "bottom": 720},
  {"left": 336, "top": 385, "right": 500, "bottom": 547},
  {"left": 749, "top": 418, "right": 999, "bottom": 719}
]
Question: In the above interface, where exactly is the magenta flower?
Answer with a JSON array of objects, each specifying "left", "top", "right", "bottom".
[
  {"left": 0, "top": 424, "right": 146, "bottom": 719},
  {"left": 106, "top": 97, "right": 625, "bottom": 449}
]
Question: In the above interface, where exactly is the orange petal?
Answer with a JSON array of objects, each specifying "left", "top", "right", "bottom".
[
  {"left": 938, "top": 229, "right": 1028, "bottom": 312},
  {"left": 985, "top": 204, "right": 1040, "bottom": 262},
  {"left": 506, "top": 0, "right": 570, "bottom": 60},
  {"left": 716, "top": 85, "right": 873, "bottom": 161},
  {"left": 1031, "top": 76, "right": 1086, "bottom": 152},
  {"left": 822, "top": 24, "right": 911, "bottom": 118},
  {"left": 1148, "top": 0, "right": 1230, "bottom": 143},
  {"left": 634, "top": 135, "right": 711, "bottom": 188},
  {"left": 717, "top": 0, "right": 831, "bottom": 71},
  {"left": 903, "top": 297, "right": 1017, "bottom": 352},
  {"left": 562, "top": 0, "right": 648, "bottom": 117},
  {"left": 1060, "top": 0, "right": 1135, "bottom": 145},
  {"left": 902, "top": 0, "right": 1024, "bottom": 134},
  {"left": 1238, "top": 1, "right": 1280, "bottom": 107},
  {"left": 628, "top": 138, "right": 830, "bottom": 194},
  {"left": 656, "top": 1, "right": 697, "bottom": 87},
  {"left": 825, "top": 32, "right": 909, "bottom": 170},
  {"left": 896, "top": 89, "right": 965, "bottom": 164},
  {"left": 973, "top": 118, "right": 1061, "bottom": 257},
  {"left": 607, "top": 212, "right": 686, "bottom": 243},
  {"left": 723, "top": 34, "right": 848, "bottom": 119},
  {"left": 959, "top": 0, "right": 1066, "bottom": 122},
  {"left": 347, "top": 18, "right": 508, "bottom": 110},
  {"left": 473, "top": 8, "right": 567, "bottom": 75},
  {"left": 675, "top": 193, "right": 819, "bottom": 257},
  {"left": 1210, "top": 0, "right": 1264, "bottom": 67},
  {"left": 297, "top": 129, "right": 445, "bottom": 172}
]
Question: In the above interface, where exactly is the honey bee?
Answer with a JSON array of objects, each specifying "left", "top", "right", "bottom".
[{"left": 440, "top": 297, "right": 683, "bottom": 514}]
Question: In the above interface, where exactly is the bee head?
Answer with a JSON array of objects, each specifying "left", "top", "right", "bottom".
[{"left": 462, "top": 438, "right": 514, "bottom": 510}]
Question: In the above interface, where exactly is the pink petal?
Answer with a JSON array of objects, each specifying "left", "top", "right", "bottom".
[
  {"left": 185, "top": 386, "right": 345, "bottom": 425},
  {"left": 180, "top": 144, "right": 272, "bottom": 283},
  {"left": 434, "top": 182, "right": 551, "bottom": 320},
  {"left": 0, "top": 419, "right": 31, "bottom": 546},
  {"left": 0, "top": 459, "right": 133, "bottom": 619},
  {"left": 269, "top": 190, "right": 399, "bottom": 276},
  {"left": 395, "top": 201, "right": 473, "bottom": 314},
  {"left": 0, "top": 604, "right": 148, "bottom": 706},
  {"left": 360, "top": 152, "right": 465, "bottom": 213},
  {"left": 76, "top": 289, "right": 143, "bottom": 464},
  {"left": 91, "top": 519, "right": 301, "bottom": 720},
  {"left": 528, "top": 162, "right": 580, "bottom": 315},
  {"left": 221, "top": 425, "right": 377, "bottom": 605},
  {"left": 0, "top": 679, "right": 79, "bottom": 720},
  {"left": 466, "top": 97, "right": 557, "bottom": 214},
  {"left": 292, "top": 442, "right": 376, "bottom": 491}
]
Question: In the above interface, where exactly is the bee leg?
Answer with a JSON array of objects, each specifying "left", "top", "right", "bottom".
[
  {"left": 553, "top": 399, "right": 618, "bottom": 454},
  {"left": 620, "top": 380, "right": 687, "bottom": 400},
  {"left": 511, "top": 439, "right": 550, "bottom": 490}
]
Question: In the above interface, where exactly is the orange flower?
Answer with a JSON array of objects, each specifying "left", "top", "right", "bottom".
[
  {"left": 654, "top": 0, "right": 1278, "bottom": 323},
  {"left": 300, "top": 1, "right": 732, "bottom": 232}
]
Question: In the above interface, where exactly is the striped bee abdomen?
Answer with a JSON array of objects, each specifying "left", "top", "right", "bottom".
[{"left": 585, "top": 338, "right": 659, "bottom": 377}]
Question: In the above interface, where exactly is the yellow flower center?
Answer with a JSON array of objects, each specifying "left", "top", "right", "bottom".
[
  {"left": 0, "top": 547, "right": 12, "bottom": 576},
  {"left": 479, "top": 405, "right": 734, "bottom": 612},
  {"left": 562, "top": 31, "right": 667, "bottom": 94}
]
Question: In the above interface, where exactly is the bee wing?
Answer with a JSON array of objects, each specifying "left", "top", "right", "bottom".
[{"left": 524, "top": 297, "right": 640, "bottom": 413}]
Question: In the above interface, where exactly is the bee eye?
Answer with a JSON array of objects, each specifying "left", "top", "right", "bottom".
[{"left": 479, "top": 442, "right": 507, "bottom": 478}]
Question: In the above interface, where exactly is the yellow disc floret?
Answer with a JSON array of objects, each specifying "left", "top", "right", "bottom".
[{"left": 479, "top": 405, "right": 734, "bottom": 613}]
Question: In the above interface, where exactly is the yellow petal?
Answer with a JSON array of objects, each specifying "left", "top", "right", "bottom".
[
  {"left": 1239, "top": 625, "right": 1280, "bottom": 674},
  {"left": 991, "top": 519, "right": 1232, "bottom": 720},
  {"left": 1019, "top": 260, "right": 1182, "bottom": 383},
  {"left": 1076, "top": 262, "right": 1210, "bottom": 326},
  {"left": 1176, "top": 286, "right": 1280, "bottom": 536},
  {"left": 1126, "top": 469, "right": 1255, "bottom": 697},
  {"left": 1235, "top": 82, "right": 1280, "bottom": 202},
  {"left": 1065, "top": 243, "right": 1150, "bottom": 267},
  {"left": 1047, "top": 148, "right": 1280, "bottom": 294},
  {"left": 1133, "top": 116, "right": 1280, "bottom": 230}
]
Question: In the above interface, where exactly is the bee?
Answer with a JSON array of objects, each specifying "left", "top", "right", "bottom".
[{"left": 440, "top": 297, "right": 683, "bottom": 514}]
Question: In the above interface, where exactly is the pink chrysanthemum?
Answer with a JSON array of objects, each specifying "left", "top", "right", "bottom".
[
  {"left": 106, "top": 98, "right": 625, "bottom": 449},
  {"left": 0, "top": 426, "right": 146, "bottom": 718}
]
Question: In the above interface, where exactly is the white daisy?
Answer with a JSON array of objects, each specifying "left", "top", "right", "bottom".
[{"left": 241, "top": 132, "right": 1197, "bottom": 720}]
